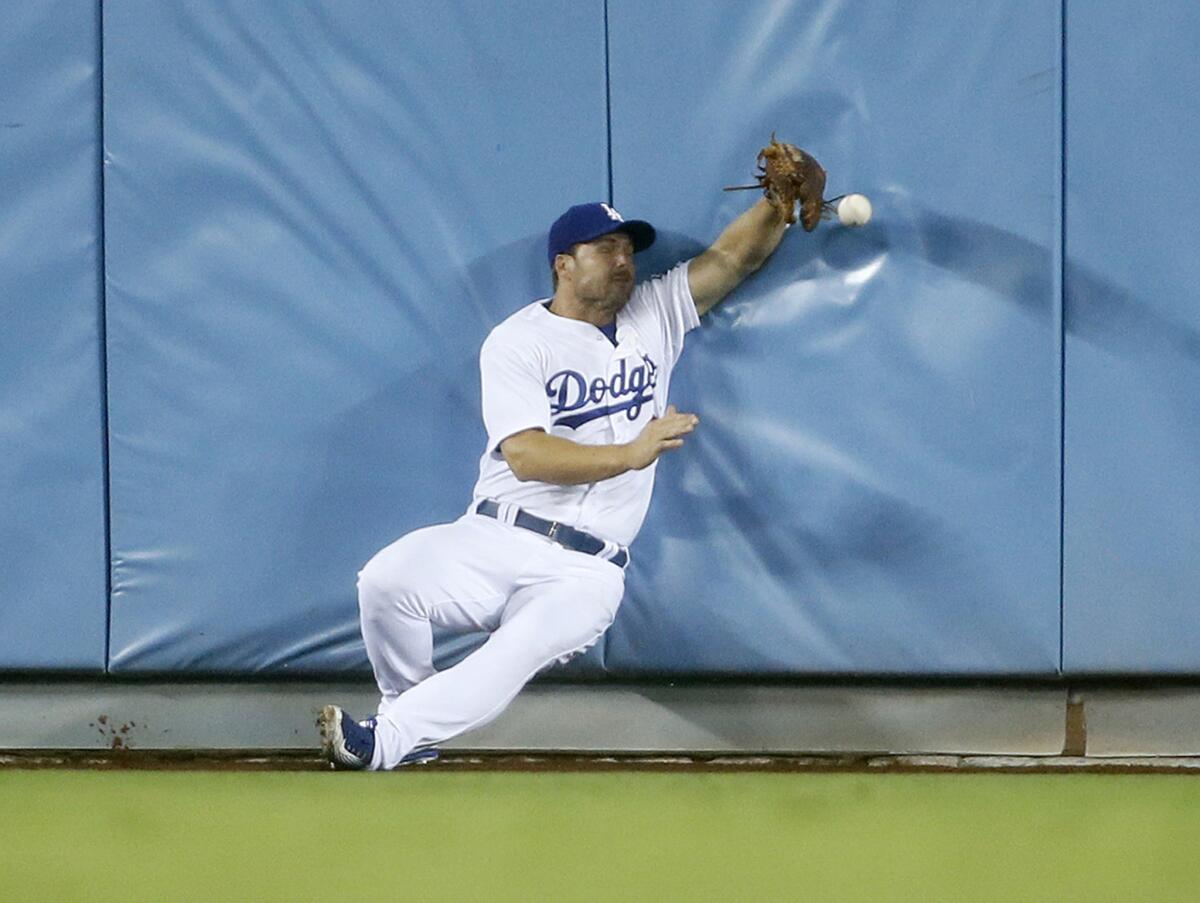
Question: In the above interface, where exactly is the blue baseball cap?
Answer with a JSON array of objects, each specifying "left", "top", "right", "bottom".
[{"left": 547, "top": 202, "right": 656, "bottom": 268}]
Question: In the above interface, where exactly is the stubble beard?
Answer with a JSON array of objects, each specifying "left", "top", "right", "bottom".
[{"left": 581, "top": 276, "right": 634, "bottom": 319}]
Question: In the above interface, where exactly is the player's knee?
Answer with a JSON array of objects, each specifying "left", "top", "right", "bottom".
[
  {"left": 535, "top": 593, "right": 619, "bottom": 660},
  {"left": 549, "top": 612, "right": 614, "bottom": 667},
  {"left": 583, "top": 582, "right": 622, "bottom": 629},
  {"left": 584, "top": 593, "right": 620, "bottom": 633},
  {"left": 356, "top": 558, "right": 418, "bottom": 619},
  {"left": 355, "top": 565, "right": 391, "bottom": 622},
  {"left": 357, "top": 551, "right": 430, "bottom": 621}
]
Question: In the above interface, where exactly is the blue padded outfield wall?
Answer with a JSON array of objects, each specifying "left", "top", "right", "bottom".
[
  {"left": 101, "top": 1, "right": 610, "bottom": 673},
  {"left": 2, "top": 1, "right": 1198, "bottom": 676},
  {"left": 1062, "top": 3, "right": 1200, "bottom": 673},
  {"left": 604, "top": 1, "right": 1061, "bottom": 673},
  {"left": 0, "top": 2, "right": 107, "bottom": 671}
]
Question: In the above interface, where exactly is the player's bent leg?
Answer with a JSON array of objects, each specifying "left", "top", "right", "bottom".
[
  {"left": 357, "top": 563, "right": 436, "bottom": 696},
  {"left": 356, "top": 517, "right": 518, "bottom": 697},
  {"left": 371, "top": 564, "right": 623, "bottom": 770},
  {"left": 357, "top": 532, "right": 443, "bottom": 696}
]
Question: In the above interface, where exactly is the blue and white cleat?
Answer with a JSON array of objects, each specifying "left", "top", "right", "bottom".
[
  {"left": 399, "top": 746, "right": 440, "bottom": 766},
  {"left": 353, "top": 716, "right": 439, "bottom": 766},
  {"left": 318, "top": 704, "right": 376, "bottom": 770},
  {"left": 319, "top": 706, "right": 440, "bottom": 770}
]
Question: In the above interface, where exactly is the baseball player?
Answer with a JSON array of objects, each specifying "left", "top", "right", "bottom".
[{"left": 320, "top": 180, "right": 801, "bottom": 769}]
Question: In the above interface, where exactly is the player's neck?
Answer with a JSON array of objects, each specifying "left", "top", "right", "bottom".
[{"left": 548, "top": 290, "right": 616, "bottom": 328}]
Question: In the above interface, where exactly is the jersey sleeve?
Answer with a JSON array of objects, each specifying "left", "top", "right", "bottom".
[
  {"left": 479, "top": 331, "right": 551, "bottom": 455},
  {"left": 626, "top": 260, "right": 701, "bottom": 367}
]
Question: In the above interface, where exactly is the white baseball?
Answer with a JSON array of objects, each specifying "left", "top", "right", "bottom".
[{"left": 837, "top": 194, "right": 873, "bottom": 227}]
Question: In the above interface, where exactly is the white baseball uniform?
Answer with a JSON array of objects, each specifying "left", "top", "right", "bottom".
[{"left": 357, "top": 260, "right": 699, "bottom": 769}]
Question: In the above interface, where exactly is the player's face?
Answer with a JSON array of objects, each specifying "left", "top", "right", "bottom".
[{"left": 567, "top": 232, "right": 636, "bottom": 314}]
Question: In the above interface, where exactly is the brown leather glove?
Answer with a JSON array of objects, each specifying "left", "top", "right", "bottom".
[{"left": 726, "top": 133, "right": 829, "bottom": 231}]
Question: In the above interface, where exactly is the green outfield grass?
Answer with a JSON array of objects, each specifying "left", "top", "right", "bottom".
[{"left": 1, "top": 770, "right": 1196, "bottom": 901}]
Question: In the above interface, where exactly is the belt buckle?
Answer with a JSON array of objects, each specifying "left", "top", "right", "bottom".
[{"left": 547, "top": 521, "right": 561, "bottom": 542}]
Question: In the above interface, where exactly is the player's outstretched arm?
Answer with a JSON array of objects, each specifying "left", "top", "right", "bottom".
[
  {"left": 500, "top": 406, "right": 699, "bottom": 485},
  {"left": 687, "top": 198, "right": 790, "bottom": 317}
]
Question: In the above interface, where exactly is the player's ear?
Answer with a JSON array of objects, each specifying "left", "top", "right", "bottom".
[{"left": 553, "top": 253, "right": 573, "bottom": 284}]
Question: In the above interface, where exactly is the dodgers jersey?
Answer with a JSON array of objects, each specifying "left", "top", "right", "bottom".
[{"left": 472, "top": 261, "right": 700, "bottom": 547}]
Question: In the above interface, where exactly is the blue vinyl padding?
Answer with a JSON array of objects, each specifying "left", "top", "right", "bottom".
[
  {"left": 102, "top": 1, "right": 610, "bottom": 673},
  {"left": 1062, "top": 1, "right": 1200, "bottom": 672},
  {"left": 4, "top": 0, "right": 1198, "bottom": 677},
  {"left": 603, "top": 0, "right": 1062, "bottom": 674},
  {"left": 0, "top": 1, "right": 107, "bottom": 671}
]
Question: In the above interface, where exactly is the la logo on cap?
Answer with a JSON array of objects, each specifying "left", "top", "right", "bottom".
[{"left": 546, "top": 202, "right": 656, "bottom": 267}]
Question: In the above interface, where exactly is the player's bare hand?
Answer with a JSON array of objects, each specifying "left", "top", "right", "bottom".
[{"left": 625, "top": 405, "right": 699, "bottom": 471}]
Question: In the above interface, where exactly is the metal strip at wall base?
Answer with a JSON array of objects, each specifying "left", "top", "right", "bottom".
[{"left": 0, "top": 682, "right": 1065, "bottom": 755}]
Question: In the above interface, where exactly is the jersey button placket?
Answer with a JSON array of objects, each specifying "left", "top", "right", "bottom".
[{"left": 606, "top": 341, "right": 641, "bottom": 444}]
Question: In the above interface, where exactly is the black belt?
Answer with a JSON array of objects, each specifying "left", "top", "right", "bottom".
[{"left": 475, "top": 500, "right": 629, "bottom": 569}]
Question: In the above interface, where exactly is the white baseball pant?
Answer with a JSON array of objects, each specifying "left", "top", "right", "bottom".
[{"left": 356, "top": 511, "right": 626, "bottom": 770}]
